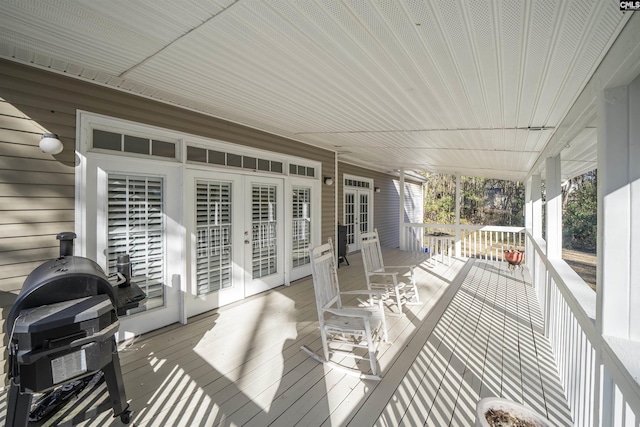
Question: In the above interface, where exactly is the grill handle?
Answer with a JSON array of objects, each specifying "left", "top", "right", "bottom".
[{"left": 56, "top": 232, "right": 77, "bottom": 257}]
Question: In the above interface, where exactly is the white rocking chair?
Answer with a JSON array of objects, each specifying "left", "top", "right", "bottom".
[
  {"left": 301, "top": 239, "right": 389, "bottom": 380},
  {"left": 360, "top": 229, "right": 421, "bottom": 315}
]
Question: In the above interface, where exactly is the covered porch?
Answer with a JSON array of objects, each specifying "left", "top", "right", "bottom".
[
  {"left": 3, "top": 249, "right": 572, "bottom": 426},
  {"left": 1, "top": 2, "right": 640, "bottom": 426}
]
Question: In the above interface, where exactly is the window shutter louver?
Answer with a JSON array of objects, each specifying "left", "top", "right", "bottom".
[
  {"left": 195, "top": 180, "right": 233, "bottom": 295},
  {"left": 107, "top": 175, "right": 165, "bottom": 311},
  {"left": 292, "top": 187, "right": 311, "bottom": 268},
  {"left": 252, "top": 184, "right": 277, "bottom": 279}
]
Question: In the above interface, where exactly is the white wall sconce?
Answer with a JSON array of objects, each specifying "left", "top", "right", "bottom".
[
  {"left": 323, "top": 177, "right": 333, "bottom": 186},
  {"left": 375, "top": 187, "right": 381, "bottom": 193},
  {"left": 39, "top": 133, "right": 63, "bottom": 155}
]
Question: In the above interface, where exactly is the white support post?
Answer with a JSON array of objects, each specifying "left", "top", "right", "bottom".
[
  {"left": 525, "top": 177, "right": 533, "bottom": 269},
  {"left": 525, "top": 177, "right": 532, "bottom": 232},
  {"left": 594, "top": 77, "right": 640, "bottom": 427},
  {"left": 545, "top": 155, "right": 562, "bottom": 259},
  {"left": 597, "top": 79, "right": 640, "bottom": 340},
  {"left": 399, "top": 169, "right": 405, "bottom": 251},
  {"left": 532, "top": 174, "right": 542, "bottom": 239},
  {"left": 455, "top": 173, "right": 461, "bottom": 257}
]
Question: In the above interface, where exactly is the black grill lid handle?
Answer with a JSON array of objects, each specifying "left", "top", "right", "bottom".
[{"left": 56, "top": 232, "right": 77, "bottom": 257}]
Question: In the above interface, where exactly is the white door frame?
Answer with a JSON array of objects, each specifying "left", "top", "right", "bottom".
[
  {"left": 184, "top": 168, "right": 245, "bottom": 317},
  {"left": 81, "top": 153, "right": 185, "bottom": 340},
  {"left": 343, "top": 174, "right": 374, "bottom": 253},
  {"left": 244, "top": 175, "right": 286, "bottom": 297},
  {"left": 287, "top": 177, "right": 321, "bottom": 282}
]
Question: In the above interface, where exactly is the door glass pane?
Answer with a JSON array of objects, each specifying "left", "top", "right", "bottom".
[
  {"left": 292, "top": 187, "right": 311, "bottom": 268},
  {"left": 107, "top": 174, "right": 164, "bottom": 312},
  {"left": 196, "top": 180, "right": 232, "bottom": 295},
  {"left": 252, "top": 184, "right": 277, "bottom": 278},
  {"left": 345, "top": 193, "right": 355, "bottom": 245},
  {"left": 360, "top": 193, "right": 369, "bottom": 233}
]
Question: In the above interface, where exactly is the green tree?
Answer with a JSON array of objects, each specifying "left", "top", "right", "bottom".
[
  {"left": 562, "top": 170, "right": 597, "bottom": 251},
  {"left": 422, "top": 174, "right": 524, "bottom": 226}
]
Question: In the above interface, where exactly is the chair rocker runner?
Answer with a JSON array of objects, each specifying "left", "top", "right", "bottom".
[
  {"left": 301, "top": 239, "right": 389, "bottom": 380},
  {"left": 360, "top": 229, "right": 421, "bottom": 315}
]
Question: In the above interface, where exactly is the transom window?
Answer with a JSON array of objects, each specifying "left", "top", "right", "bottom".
[{"left": 92, "top": 129, "right": 178, "bottom": 160}]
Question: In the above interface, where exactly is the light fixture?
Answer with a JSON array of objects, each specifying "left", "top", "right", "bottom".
[
  {"left": 375, "top": 187, "right": 381, "bottom": 193},
  {"left": 39, "top": 133, "right": 63, "bottom": 155},
  {"left": 323, "top": 177, "right": 333, "bottom": 186}
]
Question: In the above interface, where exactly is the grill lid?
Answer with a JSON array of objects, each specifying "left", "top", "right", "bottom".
[{"left": 6, "top": 233, "right": 117, "bottom": 336}]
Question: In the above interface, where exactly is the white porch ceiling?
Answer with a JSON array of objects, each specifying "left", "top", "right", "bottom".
[{"left": 0, "top": 0, "right": 631, "bottom": 181}]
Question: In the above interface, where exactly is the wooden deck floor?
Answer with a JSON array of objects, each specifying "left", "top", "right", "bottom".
[{"left": 1, "top": 250, "right": 573, "bottom": 426}]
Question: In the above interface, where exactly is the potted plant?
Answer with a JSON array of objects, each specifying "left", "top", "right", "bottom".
[
  {"left": 475, "top": 397, "right": 554, "bottom": 427},
  {"left": 503, "top": 249, "right": 524, "bottom": 270}
]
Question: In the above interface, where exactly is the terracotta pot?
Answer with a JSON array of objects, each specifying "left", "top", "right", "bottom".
[{"left": 475, "top": 397, "right": 553, "bottom": 427}]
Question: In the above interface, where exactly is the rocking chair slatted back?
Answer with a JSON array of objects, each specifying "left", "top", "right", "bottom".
[
  {"left": 309, "top": 240, "right": 341, "bottom": 315},
  {"left": 359, "top": 229, "right": 421, "bottom": 314},
  {"left": 361, "top": 232, "right": 385, "bottom": 273}
]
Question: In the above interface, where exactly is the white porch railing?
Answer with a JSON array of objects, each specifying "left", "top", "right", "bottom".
[
  {"left": 528, "top": 232, "right": 599, "bottom": 427},
  {"left": 527, "top": 231, "right": 640, "bottom": 427},
  {"left": 401, "top": 222, "right": 640, "bottom": 426},
  {"left": 402, "top": 223, "right": 525, "bottom": 261}
]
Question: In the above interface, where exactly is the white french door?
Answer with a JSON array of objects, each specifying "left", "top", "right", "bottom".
[
  {"left": 185, "top": 170, "right": 244, "bottom": 317},
  {"left": 87, "top": 156, "right": 183, "bottom": 339},
  {"left": 344, "top": 189, "right": 373, "bottom": 253},
  {"left": 244, "top": 176, "right": 285, "bottom": 297},
  {"left": 288, "top": 178, "right": 320, "bottom": 282},
  {"left": 185, "top": 171, "right": 285, "bottom": 316}
]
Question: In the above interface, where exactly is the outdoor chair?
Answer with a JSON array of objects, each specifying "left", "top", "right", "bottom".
[
  {"left": 360, "top": 229, "right": 421, "bottom": 315},
  {"left": 301, "top": 238, "right": 389, "bottom": 380}
]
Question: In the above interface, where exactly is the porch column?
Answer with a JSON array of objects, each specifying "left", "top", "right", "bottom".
[
  {"left": 525, "top": 177, "right": 532, "bottom": 231},
  {"left": 597, "top": 78, "right": 640, "bottom": 340},
  {"left": 455, "top": 173, "right": 461, "bottom": 256},
  {"left": 531, "top": 174, "right": 542, "bottom": 239},
  {"left": 524, "top": 177, "right": 533, "bottom": 269},
  {"left": 595, "top": 76, "right": 640, "bottom": 427},
  {"left": 545, "top": 155, "right": 562, "bottom": 259},
  {"left": 399, "top": 168, "right": 405, "bottom": 250}
]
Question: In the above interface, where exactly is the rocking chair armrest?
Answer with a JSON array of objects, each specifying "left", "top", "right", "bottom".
[
  {"left": 340, "top": 290, "right": 388, "bottom": 297},
  {"left": 384, "top": 265, "right": 416, "bottom": 271},
  {"left": 324, "top": 307, "right": 373, "bottom": 319}
]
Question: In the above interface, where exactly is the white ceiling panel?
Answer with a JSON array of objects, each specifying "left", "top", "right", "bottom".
[{"left": 0, "top": 0, "right": 632, "bottom": 181}]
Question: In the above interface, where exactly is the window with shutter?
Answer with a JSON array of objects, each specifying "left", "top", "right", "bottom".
[
  {"left": 252, "top": 184, "right": 277, "bottom": 279},
  {"left": 292, "top": 187, "right": 311, "bottom": 268},
  {"left": 107, "top": 174, "right": 165, "bottom": 312},
  {"left": 196, "top": 180, "right": 232, "bottom": 295}
]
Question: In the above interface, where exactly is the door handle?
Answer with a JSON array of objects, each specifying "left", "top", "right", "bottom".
[{"left": 244, "top": 240, "right": 250, "bottom": 244}]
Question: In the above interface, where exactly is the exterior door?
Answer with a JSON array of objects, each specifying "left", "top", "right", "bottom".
[
  {"left": 185, "top": 170, "right": 244, "bottom": 317},
  {"left": 88, "top": 156, "right": 183, "bottom": 339},
  {"left": 288, "top": 178, "right": 320, "bottom": 282},
  {"left": 245, "top": 176, "right": 285, "bottom": 296},
  {"left": 344, "top": 189, "right": 372, "bottom": 253},
  {"left": 186, "top": 171, "right": 284, "bottom": 315}
]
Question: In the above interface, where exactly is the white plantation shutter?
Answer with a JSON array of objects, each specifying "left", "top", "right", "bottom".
[
  {"left": 107, "top": 174, "right": 165, "bottom": 311},
  {"left": 252, "top": 184, "right": 277, "bottom": 278},
  {"left": 292, "top": 187, "right": 311, "bottom": 268},
  {"left": 196, "top": 180, "right": 232, "bottom": 295}
]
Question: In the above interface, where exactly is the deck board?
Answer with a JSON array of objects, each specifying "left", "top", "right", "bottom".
[{"left": 0, "top": 250, "right": 573, "bottom": 426}]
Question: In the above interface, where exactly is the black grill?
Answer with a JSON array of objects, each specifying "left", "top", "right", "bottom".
[{"left": 5, "top": 232, "right": 136, "bottom": 426}]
